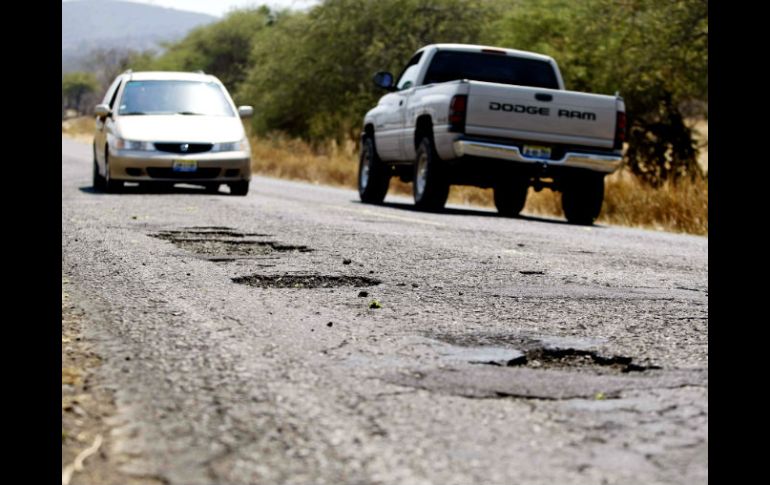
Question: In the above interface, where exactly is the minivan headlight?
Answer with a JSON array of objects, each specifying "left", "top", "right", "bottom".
[
  {"left": 112, "top": 137, "right": 154, "bottom": 151},
  {"left": 212, "top": 138, "right": 250, "bottom": 152}
]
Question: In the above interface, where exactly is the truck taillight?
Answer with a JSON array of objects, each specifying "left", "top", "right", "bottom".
[
  {"left": 449, "top": 95, "right": 467, "bottom": 133},
  {"left": 614, "top": 111, "right": 627, "bottom": 150}
]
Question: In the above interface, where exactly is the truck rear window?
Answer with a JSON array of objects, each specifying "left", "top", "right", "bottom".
[{"left": 423, "top": 51, "right": 560, "bottom": 89}]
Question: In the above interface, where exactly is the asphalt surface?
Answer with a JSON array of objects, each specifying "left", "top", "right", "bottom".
[{"left": 62, "top": 137, "right": 708, "bottom": 485}]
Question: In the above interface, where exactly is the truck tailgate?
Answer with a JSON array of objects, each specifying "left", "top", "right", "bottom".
[{"left": 464, "top": 81, "right": 619, "bottom": 149}]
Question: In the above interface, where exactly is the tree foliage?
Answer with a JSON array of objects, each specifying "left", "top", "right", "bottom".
[
  {"left": 148, "top": 7, "right": 275, "bottom": 99},
  {"left": 62, "top": 71, "right": 99, "bottom": 114},
  {"left": 238, "top": 0, "right": 495, "bottom": 143},
  {"left": 82, "top": 0, "right": 707, "bottom": 185},
  {"left": 83, "top": 47, "right": 157, "bottom": 95},
  {"left": 489, "top": 0, "right": 708, "bottom": 185}
]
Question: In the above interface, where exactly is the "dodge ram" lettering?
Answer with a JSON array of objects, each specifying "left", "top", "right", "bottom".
[
  {"left": 489, "top": 102, "right": 549, "bottom": 116},
  {"left": 557, "top": 109, "right": 596, "bottom": 121}
]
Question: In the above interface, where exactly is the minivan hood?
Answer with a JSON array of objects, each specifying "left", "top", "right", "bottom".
[{"left": 116, "top": 115, "right": 245, "bottom": 143}]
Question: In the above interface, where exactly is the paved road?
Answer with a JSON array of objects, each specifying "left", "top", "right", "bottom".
[{"left": 62, "top": 137, "right": 708, "bottom": 485}]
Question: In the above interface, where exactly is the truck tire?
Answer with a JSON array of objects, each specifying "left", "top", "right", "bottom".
[
  {"left": 414, "top": 137, "right": 449, "bottom": 211},
  {"left": 358, "top": 136, "right": 390, "bottom": 204},
  {"left": 561, "top": 174, "right": 605, "bottom": 225},
  {"left": 494, "top": 176, "right": 529, "bottom": 217}
]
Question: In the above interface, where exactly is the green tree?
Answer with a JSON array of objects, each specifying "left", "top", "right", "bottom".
[
  {"left": 151, "top": 7, "right": 274, "bottom": 98},
  {"left": 84, "top": 47, "right": 157, "bottom": 94},
  {"left": 489, "top": 0, "right": 708, "bottom": 186},
  {"left": 62, "top": 71, "right": 99, "bottom": 115},
  {"left": 239, "top": 0, "right": 497, "bottom": 143},
  {"left": 125, "top": 0, "right": 706, "bottom": 186}
]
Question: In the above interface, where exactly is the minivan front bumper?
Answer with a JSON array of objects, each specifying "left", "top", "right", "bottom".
[{"left": 108, "top": 149, "right": 252, "bottom": 182}]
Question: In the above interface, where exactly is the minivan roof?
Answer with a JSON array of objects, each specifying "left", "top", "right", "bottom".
[{"left": 123, "top": 71, "right": 218, "bottom": 83}]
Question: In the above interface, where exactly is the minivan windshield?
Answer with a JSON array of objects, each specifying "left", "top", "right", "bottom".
[
  {"left": 118, "top": 80, "right": 235, "bottom": 116},
  {"left": 423, "top": 51, "right": 560, "bottom": 89}
]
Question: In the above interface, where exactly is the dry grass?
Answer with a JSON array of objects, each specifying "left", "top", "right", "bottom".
[
  {"left": 61, "top": 118, "right": 706, "bottom": 235},
  {"left": 248, "top": 132, "right": 360, "bottom": 187},
  {"left": 250, "top": 134, "right": 707, "bottom": 235},
  {"left": 61, "top": 116, "right": 95, "bottom": 143},
  {"left": 598, "top": 170, "right": 708, "bottom": 235}
]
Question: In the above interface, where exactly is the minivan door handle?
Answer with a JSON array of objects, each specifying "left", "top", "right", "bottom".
[{"left": 535, "top": 93, "right": 553, "bottom": 102}]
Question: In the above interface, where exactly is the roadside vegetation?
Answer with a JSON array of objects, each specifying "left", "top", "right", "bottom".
[
  {"left": 245, "top": 133, "right": 707, "bottom": 235},
  {"left": 63, "top": 0, "right": 707, "bottom": 235}
]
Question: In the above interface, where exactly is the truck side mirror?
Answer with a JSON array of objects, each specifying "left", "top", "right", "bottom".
[
  {"left": 238, "top": 106, "right": 254, "bottom": 118},
  {"left": 373, "top": 72, "right": 395, "bottom": 91}
]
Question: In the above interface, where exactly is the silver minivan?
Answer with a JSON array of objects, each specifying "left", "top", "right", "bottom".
[{"left": 92, "top": 71, "right": 254, "bottom": 195}]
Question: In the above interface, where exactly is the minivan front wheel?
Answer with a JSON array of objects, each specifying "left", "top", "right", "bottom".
[
  {"left": 92, "top": 144, "right": 105, "bottom": 191},
  {"left": 103, "top": 151, "right": 123, "bottom": 193},
  {"left": 229, "top": 181, "right": 249, "bottom": 196}
]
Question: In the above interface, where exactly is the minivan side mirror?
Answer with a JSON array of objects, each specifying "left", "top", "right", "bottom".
[
  {"left": 94, "top": 104, "right": 111, "bottom": 117},
  {"left": 373, "top": 72, "right": 396, "bottom": 91},
  {"left": 238, "top": 106, "right": 254, "bottom": 118}
]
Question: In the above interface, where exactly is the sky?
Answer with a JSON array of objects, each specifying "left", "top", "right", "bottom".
[{"left": 62, "top": 0, "right": 321, "bottom": 17}]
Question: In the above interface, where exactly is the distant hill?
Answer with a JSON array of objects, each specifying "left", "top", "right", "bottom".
[{"left": 62, "top": 0, "right": 216, "bottom": 72}]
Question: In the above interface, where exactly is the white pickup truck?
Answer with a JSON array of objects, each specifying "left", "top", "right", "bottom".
[{"left": 358, "top": 43, "right": 626, "bottom": 224}]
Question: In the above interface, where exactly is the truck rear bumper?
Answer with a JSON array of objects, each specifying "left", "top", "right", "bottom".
[{"left": 453, "top": 139, "right": 623, "bottom": 174}]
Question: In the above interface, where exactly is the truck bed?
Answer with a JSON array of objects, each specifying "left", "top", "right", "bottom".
[{"left": 464, "top": 80, "right": 620, "bottom": 149}]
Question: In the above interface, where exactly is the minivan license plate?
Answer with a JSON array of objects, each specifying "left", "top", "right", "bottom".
[
  {"left": 173, "top": 160, "right": 197, "bottom": 172},
  {"left": 522, "top": 145, "right": 551, "bottom": 159}
]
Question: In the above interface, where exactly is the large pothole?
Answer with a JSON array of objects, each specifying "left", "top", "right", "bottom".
[
  {"left": 429, "top": 333, "right": 658, "bottom": 374},
  {"left": 154, "top": 229, "right": 271, "bottom": 239},
  {"left": 501, "top": 347, "right": 657, "bottom": 373},
  {"left": 232, "top": 274, "right": 381, "bottom": 289},
  {"left": 383, "top": 334, "right": 705, "bottom": 400},
  {"left": 150, "top": 228, "right": 313, "bottom": 258}
]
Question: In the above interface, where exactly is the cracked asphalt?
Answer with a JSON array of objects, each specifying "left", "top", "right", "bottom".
[{"left": 62, "top": 137, "right": 707, "bottom": 485}]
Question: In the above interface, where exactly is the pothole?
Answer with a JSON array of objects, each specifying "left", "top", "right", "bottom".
[
  {"left": 379, "top": 334, "right": 701, "bottom": 401},
  {"left": 232, "top": 274, "right": 381, "bottom": 289},
  {"left": 182, "top": 226, "right": 233, "bottom": 230},
  {"left": 428, "top": 333, "right": 657, "bottom": 374},
  {"left": 493, "top": 348, "right": 657, "bottom": 373},
  {"left": 192, "top": 239, "right": 309, "bottom": 256},
  {"left": 150, "top": 229, "right": 313, "bottom": 257},
  {"left": 154, "top": 230, "right": 271, "bottom": 239}
]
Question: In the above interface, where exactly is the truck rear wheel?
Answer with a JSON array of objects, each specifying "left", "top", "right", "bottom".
[
  {"left": 414, "top": 137, "right": 449, "bottom": 211},
  {"left": 561, "top": 174, "right": 605, "bottom": 225},
  {"left": 358, "top": 137, "right": 390, "bottom": 204},
  {"left": 494, "top": 176, "right": 529, "bottom": 217}
]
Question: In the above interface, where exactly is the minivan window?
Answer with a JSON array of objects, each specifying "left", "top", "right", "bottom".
[
  {"left": 102, "top": 77, "right": 122, "bottom": 107},
  {"left": 423, "top": 51, "right": 559, "bottom": 89},
  {"left": 117, "top": 80, "right": 235, "bottom": 116}
]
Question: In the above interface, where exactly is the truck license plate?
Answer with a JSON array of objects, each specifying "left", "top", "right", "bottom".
[
  {"left": 172, "top": 160, "right": 198, "bottom": 172},
  {"left": 522, "top": 145, "right": 551, "bottom": 159}
]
